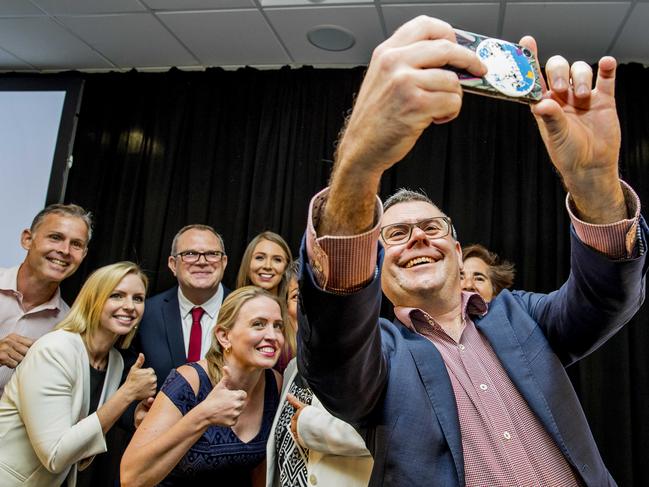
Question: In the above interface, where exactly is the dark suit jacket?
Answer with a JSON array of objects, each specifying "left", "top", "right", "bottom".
[
  {"left": 298, "top": 222, "right": 648, "bottom": 487},
  {"left": 121, "top": 284, "right": 230, "bottom": 427}
]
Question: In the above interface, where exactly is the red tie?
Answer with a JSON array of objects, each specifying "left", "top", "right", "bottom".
[{"left": 187, "top": 307, "right": 205, "bottom": 362}]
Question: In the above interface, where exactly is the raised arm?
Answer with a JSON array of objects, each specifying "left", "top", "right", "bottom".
[
  {"left": 321, "top": 16, "right": 486, "bottom": 237},
  {"left": 521, "top": 38, "right": 626, "bottom": 223},
  {"left": 120, "top": 365, "right": 246, "bottom": 487}
]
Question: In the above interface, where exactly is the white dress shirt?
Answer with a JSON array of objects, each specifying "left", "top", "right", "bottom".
[{"left": 177, "top": 284, "right": 224, "bottom": 360}]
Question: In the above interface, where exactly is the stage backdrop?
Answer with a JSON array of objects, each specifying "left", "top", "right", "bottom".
[{"left": 9, "top": 63, "right": 648, "bottom": 486}]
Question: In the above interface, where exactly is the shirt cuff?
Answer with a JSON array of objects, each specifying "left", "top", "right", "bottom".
[
  {"left": 306, "top": 187, "right": 382, "bottom": 293},
  {"left": 566, "top": 180, "right": 641, "bottom": 259}
]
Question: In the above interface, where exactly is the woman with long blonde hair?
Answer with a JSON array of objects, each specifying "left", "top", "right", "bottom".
[
  {"left": 121, "top": 286, "right": 285, "bottom": 487},
  {"left": 0, "top": 261, "right": 157, "bottom": 487}
]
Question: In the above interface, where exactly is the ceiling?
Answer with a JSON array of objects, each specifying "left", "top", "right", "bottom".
[{"left": 0, "top": 0, "right": 646, "bottom": 72}]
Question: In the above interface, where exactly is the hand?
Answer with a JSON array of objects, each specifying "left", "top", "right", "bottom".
[
  {"left": 0, "top": 333, "right": 34, "bottom": 368},
  {"left": 134, "top": 397, "right": 154, "bottom": 429},
  {"left": 337, "top": 16, "right": 486, "bottom": 175},
  {"left": 286, "top": 393, "right": 307, "bottom": 445},
  {"left": 520, "top": 37, "right": 626, "bottom": 223},
  {"left": 200, "top": 366, "right": 247, "bottom": 427},
  {"left": 122, "top": 353, "right": 157, "bottom": 402}
]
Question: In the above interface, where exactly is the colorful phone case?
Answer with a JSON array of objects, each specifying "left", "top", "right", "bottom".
[{"left": 454, "top": 29, "right": 543, "bottom": 104}]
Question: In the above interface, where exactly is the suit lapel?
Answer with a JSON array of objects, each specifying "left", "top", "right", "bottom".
[
  {"left": 162, "top": 290, "right": 186, "bottom": 366},
  {"left": 399, "top": 323, "right": 465, "bottom": 486}
]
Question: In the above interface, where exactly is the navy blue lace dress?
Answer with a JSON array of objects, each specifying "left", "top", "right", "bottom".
[{"left": 158, "top": 363, "right": 279, "bottom": 486}]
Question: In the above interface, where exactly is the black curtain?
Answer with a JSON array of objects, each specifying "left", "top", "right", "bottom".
[{"left": 14, "top": 63, "right": 649, "bottom": 485}]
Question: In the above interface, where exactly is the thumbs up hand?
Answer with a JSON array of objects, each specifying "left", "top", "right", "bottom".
[
  {"left": 200, "top": 366, "right": 247, "bottom": 427},
  {"left": 122, "top": 353, "right": 157, "bottom": 402}
]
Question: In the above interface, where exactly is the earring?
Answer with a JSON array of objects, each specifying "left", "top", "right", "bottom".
[{"left": 224, "top": 344, "right": 231, "bottom": 354}]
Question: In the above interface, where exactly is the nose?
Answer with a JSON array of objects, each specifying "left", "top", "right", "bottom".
[
  {"left": 406, "top": 225, "right": 431, "bottom": 248},
  {"left": 55, "top": 239, "right": 71, "bottom": 255},
  {"left": 262, "top": 257, "right": 272, "bottom": 269},
  {"left": 122, "top": 297, "right": 135, "bottom": 310},
  {"left": 461, "top": 275, "right": 475, "bottom": 292}
]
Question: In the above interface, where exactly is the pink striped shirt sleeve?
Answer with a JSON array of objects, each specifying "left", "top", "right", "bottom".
[
  {"left": 306, "top": 188, "right": 381, "bottom": 293},
  {"left": 567, "top": 180, "right": 641, "bottom": 259}
]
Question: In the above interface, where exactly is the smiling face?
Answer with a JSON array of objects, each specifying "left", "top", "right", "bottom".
[
  {"left": 218, "top": 295, "right": 285, "bottom": 370},
  {"left": 460, "top": 256, "right": 495, "bottom": 302},
  {"left": 380, "top": 200, "right": 462, "bottom": 310},
  {"left": 97, "top": 273, "right": 146, "bottom": 339},
  {"left": 168, "top": 229, "right": 227, "bottom": 303},
  {"left": 20, "top": 213, "right": 89, "bottom": 285},
  {"left": 247, "top": 239, "right": 288, "bottom": 295}
]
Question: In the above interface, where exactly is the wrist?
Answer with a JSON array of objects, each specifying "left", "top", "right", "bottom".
[{"left": 565, "top": 174, "right": 626, "bottom": 224}]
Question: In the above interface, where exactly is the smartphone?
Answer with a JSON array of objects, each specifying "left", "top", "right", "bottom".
[{"left": 453, "top": 28, "right": 543, "bottom": 104}]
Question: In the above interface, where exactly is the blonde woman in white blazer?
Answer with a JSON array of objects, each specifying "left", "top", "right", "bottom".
[{"left": 0, "top": 262, "right": 157, "bottom": 487}]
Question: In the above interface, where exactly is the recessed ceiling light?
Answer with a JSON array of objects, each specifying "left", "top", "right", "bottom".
[{"left": 307, "top": 25, "right": 356, "bottom": 52}]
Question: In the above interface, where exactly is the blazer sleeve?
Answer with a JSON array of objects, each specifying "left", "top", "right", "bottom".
[
  {"left": 16, "top": 335, "right": 107, "bottom": 474},
  {"left": 516, "top": 218, "right": 648, "bottom": 365},
  {"left": 297, "top": 402, "right": 370, "bottom": 456},
  {"left": 297, "top": 239, "right": 388, "bottom": 425}
]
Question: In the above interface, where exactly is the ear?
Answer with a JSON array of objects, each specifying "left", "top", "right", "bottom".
[
  {"left": 214, "top": 326, "right": 230, "bottom": 350},
  {"left": 167, "top": 255, "right": 177, "bottom": 276},
  {"left": 221, "top": 254, "right": 228, "bottom": 272},
  {"left": 455, "top": 241, "right": 464, "bottom": 271},
  {"left": 20, "top": 229, "right": 33, "bottom": 251}
]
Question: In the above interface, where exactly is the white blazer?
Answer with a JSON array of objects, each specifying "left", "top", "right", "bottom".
[
  {"left": 266, "top": 359, "right": 373, "bottom": 487},
  {"left": 0, "top": 329, "right": 123, "bottom": 486}
]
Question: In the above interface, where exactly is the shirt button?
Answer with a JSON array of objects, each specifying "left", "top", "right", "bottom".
[
  {"left": 309, "top": 474, "right": 318, "bottom": 485},
  {"left": 479, "top": 384, "right": 488, "bottom": 391},
  {"left": 503, "top": 431, "right": 512, "bottom": 440},
  {"left": 458, "top": 344, "right": 466, "bottom": 351}
]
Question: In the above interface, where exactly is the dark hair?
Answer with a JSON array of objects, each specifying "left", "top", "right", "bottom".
[
  {"left": 170, "top": 224, "right": 225, "bottom": 255},
  {"left": 31, "top": 203, "right": 93, "bottom": 241},
  {"left": 462, "top": 244, "right": 515, "bottom": 295}
]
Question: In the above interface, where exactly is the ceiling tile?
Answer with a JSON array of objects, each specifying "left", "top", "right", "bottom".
[
  {"left": 0, "top": 1, "right": 45, "bottom": 16},
  {"left": 59, "top": 13, "right": 197, "bottom": 68},
  {"left": 503, "top": 2, "right": 630, "bottom": 64},
  {"left": 142, "top": 0, "right": 254, "bottom": 9},
  {"left": 263, "top": 0, "right": 372, "bottom": 6},
  {"left": 0, "top": 48, "right": 32, "bottom": 70},
  {"left": 265, "top": 6, "right": 383, "bottom": 65},
  {"left": 157, "top": 10, "right": 290, "bottom": 66},
  {"left": 610, "top": 3, "right": 649, "bottom": 63},
  {"left": 0, "top": 17, "right": 112, "bottom": 69},
  {"left": 30, "top": 0, "right": 146, "bottom": 15},
  {"left": 382, "top": 4, "right": 501, "bottom": 37}
]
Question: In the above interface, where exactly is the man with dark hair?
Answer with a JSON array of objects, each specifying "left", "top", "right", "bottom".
[
  {"left": 0, "top": 203, "right": 92, "bottom": 395},
  {"left": 297, "top": 16, "right": 647, "bottom": 487},
  {"left": 461, "top": 244, "right": 515, "bottom": 302},
  {"left": 126, "top": 224, "right": 230, "bottom": 427}
]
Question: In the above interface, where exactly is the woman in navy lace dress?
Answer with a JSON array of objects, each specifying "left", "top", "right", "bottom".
[{"left": 121, "top": 286, "right": 284, "bottom": 487}]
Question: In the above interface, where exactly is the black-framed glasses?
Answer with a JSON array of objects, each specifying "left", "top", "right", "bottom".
[
  {"left": 174, "top": 250, "right": 225, "bottom": 263},
  {"left": 380, "top": 217, "right": 452, "bottom": 246}
]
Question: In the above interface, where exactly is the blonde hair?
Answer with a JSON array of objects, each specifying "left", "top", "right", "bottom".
[
  {"left": 235, "top": 231, "right": 292, "bottom": 297},
  {"left": 56, "top": 261, "right": 148, "bottom": 349},
  {"left": 205, "top": 286, "right": 285, "bottom": 384}
]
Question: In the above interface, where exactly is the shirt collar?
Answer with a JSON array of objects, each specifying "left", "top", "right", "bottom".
[
  {"left": 0, "top": 265, "right": 66, "bottom": 312},
  {"left": 394, "top": 291, "right": 488, "bottom": 331},
  {"left": 177, "top": 284, "right": 224, "bottom": 320}
]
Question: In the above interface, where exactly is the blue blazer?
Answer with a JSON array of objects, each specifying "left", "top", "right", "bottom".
[{"left": 298, "top": 222, "right": 648, "bottom": 487}]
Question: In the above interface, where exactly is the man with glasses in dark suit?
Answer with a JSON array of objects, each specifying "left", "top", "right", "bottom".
[{"left": 127, "top": 224, "right": 230, "bottom": 428}]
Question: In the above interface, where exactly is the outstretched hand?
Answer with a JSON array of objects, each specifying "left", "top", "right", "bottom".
[
  {"left": 123, "top": 353, "right": 157, "bottom": 402},
  {"left": 520, "top": 37, "right": 626, "bottom": 223}
]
